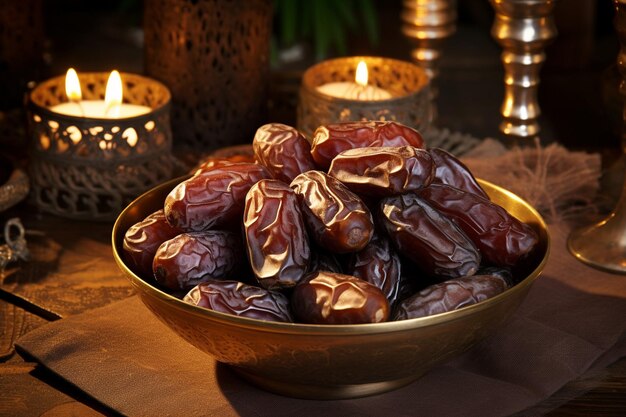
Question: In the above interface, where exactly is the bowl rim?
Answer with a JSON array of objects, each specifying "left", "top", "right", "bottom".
[{"left": 112, "top": 177, "right": 550, "bottom": 336}]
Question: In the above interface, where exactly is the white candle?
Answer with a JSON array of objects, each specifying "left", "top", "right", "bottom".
[
  {"left": 49, "top": 69, "right": 151, "bottom": 119},
  {"left": 49, "top": 101, "right": 151, "bottom": 118},
  {"left": 317, "top": 82, "right": 392, "bottom": 100},
  {"left": 317, "top": 60, "right": 392, "bottom": 101}
]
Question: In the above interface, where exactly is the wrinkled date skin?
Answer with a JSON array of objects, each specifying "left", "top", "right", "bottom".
[
  {"left": 477, "top": 266, "right": 515, "bottom": 287},
  {"left": 192, "top": 154, "right": 256, "bottom": 176},
  {"left": 291, "top": 271, "right": 390, "bottom": 324},
  {"left": 380, "top": 193, "right": 480, "bottom": 279},
  {"left": 244, "top": 179, "right": 311, "bottom": 290},
  {"left": 184, "top": 280, "right": 293, "bottom": 322},
  {"left": 253, "top": 123, "right": 317, "bottom": 183},
  {"left": 310, "top": 121, "right": 425, "bottom": 169},
  {"left": 123, "top": 209, "right": 181, "bottom": 278},
  {"left": 396, "top": 272, "right": 422, "bottom": 305},
  {"left": 165, "top": 163, "right": 270, "bottom": 232},
  {"left": 419, "top": 184, "right": 539, "bottom": 267},
  {"left": 328, "top": 146, "right": 435, "bottom": 198},
  {"left": 393, "top": 274, "right": 509, "bottom": 320},
  {"left": 152, "top": 231, "right": 241, "bottom": 291},
  {"left": 428, "top": 148, "right": 489, "bottom": 200},
  {"left": 346, "top": 235, "right": 402, "bottom": 306},
  {"left": 308, "top": 249, "right": 343, "bottom": 274},
  {"left": 291, "top": 170, "right": 374, "bottom": 253}
]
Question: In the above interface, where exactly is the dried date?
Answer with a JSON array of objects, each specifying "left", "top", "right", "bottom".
[
  {"left": 393, "top": 274, "right": 509, "bottom": 320},
  {"left": 380, "top": 193, "right": 480, "bottom": 279},
  {"left": 311, "top": 121, "right": 425, "bottom": 169},
  {"left": 477, "top": 266, "right": 515, "bottom": 288},
  {"left": 291, "top": 170, "right": 374, "bottom": 253},
  {"left": 346, "top": 235, "right": 402, "bottom": 306},
  {"left": 193, "top": 154, "right": 256, "bottom": 175},
  {"left": 165, "top": 163, "right": 270, "bottom": 232},
  {"left": 244, "top": 179, "right": 311, "bottom": 290},
  {"left": 122, "top": 209, "right": 181, "bottom": 278},
  {"left": 291, "top": 271, "right": 389, "bottom": 324},
  {"left": 184, "top": 280, "right": 293, "bottom": 322},
  {"left": 328, "top": 146, "right": 435, "bottom": 197},
  {"left": 419, "top": 184, "right": 539, "bottom": 267},
  {"left": 152, "top": 231, "right": 241, "bottom": 291},
  {"left": 428, "top": 148, "right": 489, "bottom": 199},
  {"left": 307, "top": 249, "right": 343, "bottom": 274},
  {"left": 253, "top": 123, "right": 317, "bottom": 183}
]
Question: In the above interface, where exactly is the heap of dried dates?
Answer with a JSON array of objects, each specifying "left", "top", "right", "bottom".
[{"left": 123, "top": 121, "right": 539, "bottom": 325}]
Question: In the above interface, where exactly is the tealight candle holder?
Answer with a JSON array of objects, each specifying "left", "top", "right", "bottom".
[
  {"left": 297, "top": 56, "right": 431, "bottom": 139},
  {"left": 27, "top": 72, "right": 178, "bottom": 220}
]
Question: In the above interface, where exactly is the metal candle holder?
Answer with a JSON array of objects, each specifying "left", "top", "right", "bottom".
[
  {"left": 567, "top": 0, "right": 626, "bottom": 274},
  {"left": 144, "top": 0, "right": 272, "bottom": 152},
  {"left": 27, "top": 72, "right": 177, "bottom": 221},
  {"left": 297, "top": 56, "right": 431, "bottom": 139},
  {"left": 401, "top": 0, "right": 457, "bottom": 123},
  {"left": 490, "top": 0, "right": 557, "bottom": 138}
]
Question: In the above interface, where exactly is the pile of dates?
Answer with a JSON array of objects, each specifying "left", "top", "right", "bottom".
[{"left": 123, "top": 121, "right": 539, "bottom": 325}]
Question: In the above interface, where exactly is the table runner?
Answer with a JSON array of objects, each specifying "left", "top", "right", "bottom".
[{"left": 16, "top": 221, "right": 626, "bottom": 417}]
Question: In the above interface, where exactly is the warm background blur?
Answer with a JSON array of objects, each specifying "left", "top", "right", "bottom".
[{"left": 0, "top": 0, "right": 620, "bottom": 151}]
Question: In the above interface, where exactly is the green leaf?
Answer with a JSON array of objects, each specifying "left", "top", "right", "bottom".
[
  {"left": 335, "top": 0, "right": 358, "bottom": 30},
  {"left": 330, "top": 14, "right": 348, "bottom": 56},
  {"left": 279, "top": 0, "right": 298, "bottom": 47},
  {"left": 270, "top": 36, "right": 279, "bottom": 67},
  {"left": 300, "top": 0, "right": 313, "bottom": 38},
  {"left": 360, "top": 0, "right": 379, "bottom": 46},
  {"left": 314, "top": 1, "right": 332, "bottom": 60}
]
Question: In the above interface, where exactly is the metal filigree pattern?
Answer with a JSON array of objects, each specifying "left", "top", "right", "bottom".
[
  {"left": 27, "top": 72, "right": 180, "bottom": 220},
  {"left": 144, "top": 0, "right": 272, "bottom": 152},
  {"left": 297, "top": 56, "right": 431, "bottom": 140}
]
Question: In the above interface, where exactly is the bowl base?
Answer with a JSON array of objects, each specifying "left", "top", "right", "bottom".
[{"left": 233, "top": 368, "right": 420, "bottom": 400}]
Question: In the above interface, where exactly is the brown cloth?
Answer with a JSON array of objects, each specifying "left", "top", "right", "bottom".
[{"left": 15, "top": 222, "right": 626, "bottom": 417}]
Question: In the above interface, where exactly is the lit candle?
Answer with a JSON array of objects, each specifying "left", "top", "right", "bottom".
[
  {"left": 49, "top": 69, "right": 151, "bottom": 118},
  {"left": 317, "top": 61, "right": 392, "bottom": 100}
]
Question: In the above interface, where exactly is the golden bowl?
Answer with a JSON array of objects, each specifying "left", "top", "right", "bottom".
[{"left": 112, "top": 177, "right": 549, "bottom": 400}]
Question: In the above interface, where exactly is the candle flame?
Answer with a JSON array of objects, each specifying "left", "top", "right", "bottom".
[
  {"left": 105, "top": 70, "right": 123, "bottom": 117},
  {"left": 105, "top": 70, "right": 123, "bottom": 106},
  {"left": 65, "top": 68, "right": 82, "bottom": 101},
  {"left": 355, "top": 61, "right": 368, "bottom": 87}
]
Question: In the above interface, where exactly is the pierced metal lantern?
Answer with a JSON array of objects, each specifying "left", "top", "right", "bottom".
[
  {"left": 297, "top": 56, "right": 431, "bottom": 139},
  {"left": 27, "top": 72, "right": 179, "bottom": 221},
  {"left": 144, "top": 0, "right": 272, "bottom": 152}
]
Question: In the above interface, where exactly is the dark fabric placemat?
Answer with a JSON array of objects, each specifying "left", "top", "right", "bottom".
[{"left": 16, "top": 223, "right": 626, "bottom": 417}]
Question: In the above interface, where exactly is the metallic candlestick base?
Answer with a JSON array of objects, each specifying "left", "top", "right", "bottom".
[
  {"left": 401, "top": 0, "right": 457, "bottom": 123},
  {"left": 567, "top": 191, "right": 626, "bottom": 274},
  {"left": 490, "top": 0, "right": 557, "bottom": 138},
  {"left": 568, "top": 0, "right": 626, "bottom": 274}
]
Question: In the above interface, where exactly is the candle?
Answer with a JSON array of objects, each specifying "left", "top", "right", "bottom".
[
  {"left": 317, "top": 61, "right": 392, "bottom": 100},
  {"left": 49, "top": 69, "right": 151, "bottom": 119}
]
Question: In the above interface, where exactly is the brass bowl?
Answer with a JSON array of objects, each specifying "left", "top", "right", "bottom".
[{"left": 112, "top": 177, "right": 549, "bottom": 400}]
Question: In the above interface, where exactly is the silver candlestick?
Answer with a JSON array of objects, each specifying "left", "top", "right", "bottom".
[
  {"left": 401, "top": 0, "right": 457, "bottom": 123},
  {"left": 567, "top": 0, "right": 626, "bottom": 274},
  {"left": 490, "top": 0, "right": 557, "bottom": 138}
]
